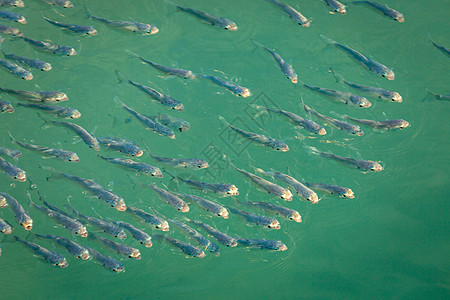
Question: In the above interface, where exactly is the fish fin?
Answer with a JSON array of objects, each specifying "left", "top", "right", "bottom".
[{"left": 329, "top": 68, "right": 345, "bottom": 83}]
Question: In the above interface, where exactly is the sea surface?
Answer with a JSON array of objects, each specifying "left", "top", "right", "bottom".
[{"left": 0, "top": 0, "right": 449, "bottom": 299}]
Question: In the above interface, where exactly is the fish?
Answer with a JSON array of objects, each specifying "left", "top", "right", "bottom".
[
  {"left": 127, "top": 80, "right": 184, "bottom": 111},
  {"left": 304, "top": 104, "right": 364, "bottom": 136},
  {"left": 0, "top": 87, "right": 68, "bottom": 102},
  {"left": 143, "top": 184, "right": 189, "bottom": 212},
  {"left": 251, "top": 104, "right": 326, "bottom": 135},
  {"left": 229, "top": 162, "right": 293, "bottom": 201},
  {"left": 41, "top": 0, "right": 74, "bottom": 8},
  {"left": 67, "top": 204, "right": 126, "bottom": 239},
  {"left": 0, "top": 58, "right": 33, "bottom": 80},
  {"left": 122, "top": 103, "right": 176, "bottom": 139},
  {"left": 126, "top": 206, "right": 169, "bottom": 231},
  {"left": 0, "top": 0, "right": 24, "bottom": 7},
  {"left": 85, "top": 246, "right": 124, "bottom": 273},
  {"left": 168, "top": 218, "right": 219, "bottom": 255},
  {"left": 17, "top": 103, "right": 80, "bottom": 118},
  {"left": 1, "top": 193, "right": 32, "bottom": 230},
  {"left": 324, "top": 0, "right": 346, "bottom": 14},
  {"left": 15, "top": 236, "right": 68, "bottom": 268},
  {"left": 268, "top": 0, "right": 310, "bottom": 27},
  {"left": 99, "top": 156, "right": 162, "bottom": 177},
  {"left": 55, "top": 172, "right": 127, "bottom": 211},
  {"left": 429, "top": 35, "right": 450, "bottom": 57},
  {"left": 43, "top": 16, "right": 97, "bottom": 35},
  {"left": 227, "top": 206, "right": 280, "bottom": 229},
  {"left": 219, "top": 116, "right": 289, "bottom": 151},
  {"left": 236, "top": 237, "right": 287, "bottom": 251},
  {"left": 0, "top": 218, "right": 13, "bottom": 234},
  {"left": 0, "top": 147, "right": 21, "bottom": 158},
  {"left": 255, "top": 168, "right": 319, "bottom": 203},
  {"left": 86, "top": 6, "right": 158, "bottom": 34},
  {"left": 35, "top": 234, "right": 89, "bottom": 260},
  {"left": 114, "top": 221, "right": 152, "bottom": 247},
  {"left": 21, "top": 36, "right": 76, "bottom": 56},
  {"left": 199, "top": 74, "right": 251, "bottom": 97},
  {"left": 0, "top": 99, "right": 14, "bottom": 113},
  {"left": 239, "top": 200, "right": 302, "bottom": 222},
  {"left": 346, "top": 116, "right": 409, "bottom": 130},
  {"left": 147, "top": 113, "right": 190, "bottom": 132},
  {"left": 98, "top": 137, "right": 143, "bottom": 157},
  {"left": 0, "top": 24, "right": 22, "bottom": 36},
  {"left": 320, "top": 35, "right": 394, "bottom": 80},
  {"left": 175, "top": 192, "right": 228, "bottom": 218},
  {"left": 191, "top": 219, "right": 238, "bottom": 247},
  {"left": 154, "top": 234, "right": 206, "bottom": 258},
  {"left": 177, "top": 177, "right": 239, "bottom": 196},
  {"left": 43, "top": 118, "right": 99, "bottom": 150},
  {"left": 254, "top": 41, "right": 297, "bottom": 83},
  {"left": 304, "top": 182, "right": 354, "bottom": 198},
  {"left": 2, "top": 52, "right": 52, "bottom": 72},
  {"left": 9, "top": 133, "right": 80, "bottom": 162},
  {"left": 134, "top": 54, "right": 195, "bottom": 79},
  {"left": 0, "top": 156, "right": 26, "bottom": 181},
  {"left": 95, "top": 235, "right": 140, "bottom": 259},
  {"left": 423, "top": 88, "right": 450, "bottom": 101},
  {"left": 0, "top": 10, "right": 26, "bottom": 23},
  {"left": 176, "top": 5, "right": 237, "bottom": 31},
  {"left": 148, "top": 150, "right": 209, "bottom": 169},
  {"left": 0, "top": 194, "right": 7, "bottom": 207},
  {"left": 351, "top": 1, "right": 404, "bottom": 22},
  {"left": 338, "top": 76, "right": 402, "bottom": 102},
  {"left": 308, "top": 146, "right": 383, "bottom": 171},
  {"left": 302, "top": 81, "right": 371, "bottom": 107}
]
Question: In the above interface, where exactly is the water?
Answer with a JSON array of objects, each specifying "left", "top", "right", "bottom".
[{"left": 0, "top": 0, "right": 449, "bottom": 299}]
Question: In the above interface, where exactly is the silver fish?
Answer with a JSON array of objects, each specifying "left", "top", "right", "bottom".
[
  {"left": 143, "top": 184, "right": 189, "bottom": 212},
  {"left": 135, "top": 55, "right": 195, "bottom": 79},
  {"left": 236, "top": 237, "right": 287, "bottom": 251},
  {"left": 96, "top": 235, "right": 140, "bottom": 259},
  {"left": 268, "top": 0, "right": 310, "bottom": 27},
  {"left": 346, "top": 116, "right": 409, "bottom": 130},
  {"left": 126, "top": 206, "right": 169, "bottom": 231},
  {"left": 115, "top": 221, "right": 152, "bottom": 247},
  {"left": 122, "top": 104, "right": 175, "bottom": 139},
  {"left": 304, "top": 182, "right": 355, "bottom": 198},
  {"left": 148, "top": 150, "right": 209, "bottom": 169},
  {"left": 256, "top": 41, "right": 298, "bottom": 83},
  {"left": 0, "top": 58, "right": 33, "bottom": 80},
  {"left": 43, "top": 16, "right": 97, "bottom": 35},
  {"left": 255, "top": 168, "right": 319, "bottom": 203},
  {"left": 35, "top": 234, "right": 90, "bottom": 260},
  {"left": 41, "top": 0, "right": 73, "bottom": 8},
  {"left": 147, "top": 113, "right": 190, "bottom": 132},
  {"left": 0, "top": 99, "right": 14, "bottom": 113},
  {"left": 227, "top": 206, "right": 280, "bottom": 229},
  {"left": 304, "top": 104, "right": 364, "bottom": 136},
  {"left": 178, "top": 177, "right": 239, "bottom": 196},
  {"left": 3, "top": 52, "right": 52, "bottom": 71},
  {"left": 127, "top": 80, "right": 184, "bottom": 111},
  {"left": 0, "top": 10, "right": 26, "bottom": 23},
  {"left": 0, "top": 0, "right": 24, "bottom": 7},
  {"left": 0, "top": 157, "right": 26, "bottom": 181},
  {"left": 17, "top": 103, "right": 80, "bottom": 118},
  {"left": 154, "top": 234, "right": 206, "bottom": 258},
  {"left": 176, "top": 5, "right": 237, "bottom": 31},
  {"left": 324, "top": 0, "right": 346, "bottom": 14},
  {"left": 0, "top": 146, "right": 21, "bottom": 158},
  {"left": 191, "top": 219, "right": 238, "bottom": 247},
  {"left": 199, "top": 74, "right": 251, "bottom": 97},
  {"left": 219, "top": 116, "right": 289, "bottom": 151},
  {"left": 302, "top": 82, "right": 371, "bottom": 107},
  {"left": 85, "top": 246, "right": 124, "bottom": 273},
  {"left": 45, "top": 119, "right": 99, "bottom": 150},
  {"left": 175, "top": 192, "right": 228, "bottom": 218},
  {"left": 0, "top": 87, "right": 68, "bottom": 102},
  {"left": 1, "top": 193, "right": 32, "bottom": 230},
  {"left": 0, "top": 23, "right": 22, "bottom": 36},
  {"left": 0, "top": 218, "right": 13, "bottom": 234},
  {"left": 351, "top": 1, "right": 404, "bottom": 22},
  {"left": 21, "top": 36, "right": 76, "bottom": 56},
  {"left": 99, "top": 156, "right": 162, "bottom": 177},
  {"left": 15, "top": 236, "right": 68, "bottom": 268},
  {"left": 240, "top": 200, "right": 302, "bottom": 222},
  {"left": 341, "top": 78, "right": 402, "bottom": 102},
  {"left": 98, "top": 137, "right": 143, "bottom": 157}
]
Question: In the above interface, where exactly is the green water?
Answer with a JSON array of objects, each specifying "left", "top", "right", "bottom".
[{"left": 0, "top": 0, "right": 449, "bottom": 299}]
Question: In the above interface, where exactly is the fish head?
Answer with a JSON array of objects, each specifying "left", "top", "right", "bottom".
[
  {"left": 62, "top": 1, "right": 74, "bottom": 8},
  {"left": 57, "top": 258, "right": 68, "bottom": 268},
  {"left": 18, "top": 16, "right": 27, "bottom": 24},
  {"left": 55, "top": 92, "right": 69, "bottom": 101},
  {"left": 148, "top": 26, "right": 159, "bottom": 35},
  {"left": 134, "top": 149, "right": 144, "bottom": 157},
  {"left": 68, "top": 48, "right": 77, "bottom": 56},
  {"left": 159, "top": 221, "right": 170, "bottom": 232},
  {"left": 42, "top": 63, "right": 52, "bottom": 72},
  {"left": 291, "top": 212, "right": 302, "bottom": 223},
  {"left": 308, "top": 193, "right": 319, "bottom": 204},
  {"left": 269, "top": 220, "right": 281, "bottom": 229},
  {"left": 24, "top": 73, "right": 33, "bottom": 81},
  {"left": 189, "top": 159, "right": 209, "bottom": 169},
  {"left": 179, "top": 204, "right": 190, "bottom": 213},
  {"left": 219, "top": 208, "right": 229, "bottom": 219},
  {"left": 390, "top": 92, "right": 402, "bottom": 102},
  {"left": 130, "top": 250, "right": 141, "bottom": 259},
  {"left": 88, "top": 28, "right": 98, "bottom": 35},
  {"left": 276, "top": 242, "right": 288, "bottom": 251},
  {"left": 225, "top": 23, "right": 238, "bottom": 31},
  {"left": 343, "top": 189, "right": 355, "bottom": 199},
  {"left": 289, "top": 75, "right": 298, "bottom": 84},
  {"left": 281, "top": 189, "right": 293, "bottom": 201},
  {"left": 114, "top": 200, "right": 127, "bottom": 211},
  {"left": 383, "top": 70, "right": 395, "bottom": 80},
  {"left": 359, "top": 98, "right": 372, "bottom": 108},
  {"left": 337, "top": 5, "right": 346, "bottom": 15},
  {"left": 318, "top": 127, "right": 327, "bottom": 135},
  {"left": 396, "top": 14, "right": 405, "bottom": 23},
  {"left": 14, "top": 1, "right": 24, "bottom": 7},
  {"left": 240, "top": 88, "right": 251, "bottom": 98},
  {"left": 112, "top": 265, "right": 125, "bottom": 273},
  {"left": 117, "top": 230, "right": 127, "bottom": 240},
  {"left": 14, "top": 171, "right": 26, "bottom": 182},
  {"left": 186, "top": 71, "right": 196, "bottom": 80},
  {"left": 2, "top": 104, "right": 14, "bottom": 113},
  {"left": 66, "top": 153, "right": 80, "bottom": 162},
  {"left": 168, "top": 132, "right": 176, "bottom": 139},
  {"left": 77, "top": 227, "right": 88, "bottom": 237},
  {"left": 229, "top": 240, "right": 238, "bottom": 247},
  {"left": 226, "top": 185, "right": 239, "bottom": 196},
  {"left": 370, "top": 162, "right": 384, "bottom": 172},
  {"left": 173, "top": 103, "right": 184, "bottom": 111},
  {"left": 12, "top": 29, "right": 23, "bottom": 37},
  {"left": 68, "top": 109, "right": 81, "bottom": 119},
  {"left": 178, "top": 122, "right": 190, "bottom": 132},
  {"left": 0, "top": 196, "right": 7, "bottom": 208},
  {"left": 399, "top": 120, "right": 410, "bottom": 129},
  {"left": 80, "top": 249, "right": 90, "bottom": 260},
  {"left": 144, "top": 238, "right": 153, "bottom": 248},
  {"left": 2, "top": 225, "right": 13, "bottom": 234},
  {"left": 151, "top": 169, "right": 163, "bottom": 178}
]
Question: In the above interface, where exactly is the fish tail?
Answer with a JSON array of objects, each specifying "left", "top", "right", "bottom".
[
  {"left": 7, "top": 130, "right": 17, "bottom": 144},
  {"left": 36, "top": 112, "right": 52, "bottom": 129},
  {"left": 254, "top": 167, "right": 267, "bottom": 175},
  {"left": 422, "top": 87, "right": 436, "bottom": 102},
  {"left": 218, "top": 115, "right": 231, "bottom": 127},
  {"left": 83, "top": 5, "right": 92, "bottom": 19},
  {"left": 319, "top": 34, "right": 336, "bottom": 45},
  {"left": 305, "top": 145, "right": 321, "bottom": 156},
  {"left": 329, "top": 68, "right": 345, "bottom": 83},
  {"left": 114, "top": 70, "right": 128, "bottom": 84}
]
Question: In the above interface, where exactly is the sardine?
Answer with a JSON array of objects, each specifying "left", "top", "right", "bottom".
[
  {"left": 128, "top": 80, "right": 184, "bottom": 111},
  {"left": 219, "top": 116, "right": 289, "bottom": 151},
  {"left": 99, "top": 156, "right": 162, "bottom": 177},
  {"left": 342, "top": 78, "right": 402, "bottom": 102},
  {"left": 126, "top": 206, "right": 169, "bottom": 231},
  {"left": 320, "top": 35, "right": 394, "bottom": 80},
  {"left": 43, "top": 16, "right": 97, "bottom": 35},
  {"left": 228, "top": 206, "right": 280, "bottom": 229},
  {"left": 230, "top": 162, "right": 292, "bottom": 200},
  {"left": 154, "top": 234, "right": 205, "bottom": 258},
  {"left": 143, "top": 184, "right": 189, "bottom": 212},
  {"left": 324, "top": 0, "right": 346, "bottom": 14},
  {"left": 35, "top": 234, "right": 89, "bottom": 259},
  {"left": 41, "top": 0, "right": 73, "bottom": 8},
  {"left": 255, "top": 168, "right": 319, "bottom": 203},
  {"left": 115, "top": 221, "right": 152, "bottom": 247},
  {"left": 135, "top": 55, "right": 195, "bottom": 79},
  {"left": 0, "top": 218, "right": 13, "bottom": 234},
  {"left": 199, "top": 74, "right": 251, "bottom": 97},
  {"left": 178, "top": 177, "right": 239, "bottom": 196},
  {"left": 0, "top": 0, "right": 24, "bottom": 7},
  {"left": 0, "top": 23, "right": 22, "bottom": 36},
  {"left": 3, "top": 52, "right": 52, "bottom": 71},
  {"left": 240, "top": 200, "right": 302, "bottom": 222},
  {"left": 0, "top": 147, "right": 21, "bottom": 158},
  {"left": 0, "top": 58, "right": 33, "bottom": 80},
  {"left": 0, "top": 10, "right": 26, "bottom": 23},
  {"left": 45, "top": 119, "right": 99, "bottom": 150},
  {"left": 236, "top": 237, "right": 287, "bottom": 251},
  {"left": 122, "top": 104, "right": 175, "bottom": 139},
  {"left": 21, "top": 36, "right": 76, "bottom": 56},
  {"left": 98, "top": 137, "right": 143, "bottom": 157},
  {"left": 304, "top": 104, "right": 364, "bottom": 136},
  {"left": 147, "top": 113, "right": 190, "bottom": 132},
  {"left": 251, "top": 104, "right": 326, "bottom": 135},
  {"left": 0, "top": 87, "right": 68, "bottom": 102},
  {"left": 17, "top": 102, "right": 80, "bottom": 118},
  {"left": 96, "top": 235, "right": 140, "bottom": 259},
  {"left": 346, "top": 116, "right": 409, "bottom": 130},
  {"left": 85, "top": 246, "right": 124, "bottom": 273},
  {"left": 351, "top": 1, "right": 404, "bottom": 22},
  {"left": 191, "top": 219, "right": 237, "bottom": 247},
  {"left": 302, "top": 82, "right": 371, "bottom": 107},
  {"left": 0, "top": 157, "right": 26, "bottom": 181},
  {"left": 148, "top": 150, "right": 209, "bottom": 169},
  {"left": 175, "top": 192, "right": 228, "bottom": 218},
  {"left": 304, "top": 182, "right": 354, "bottom": 198},
  {"left": 176, "top": 5, "right": 237, "bottom": 31},
  {"left": 268, "top": 0, "right": 310, "bottom": 27},
  {"left": 0, "top": 99, "right": 14, "bottom": 113},
  {"left": 168, "top": 218, "right": 219, "bottom": 255},
  {"left": 2, "top": 193, "right": 32, "bottom": 230},
  {"left": 308, "top": 146, "right": 383, "bottom": 171},
  {"left": 15, "top": 236, "right": 68, "bottom": 268},
  {"left": 256, "top": 41, "right": 297, "bottom": 83}
]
